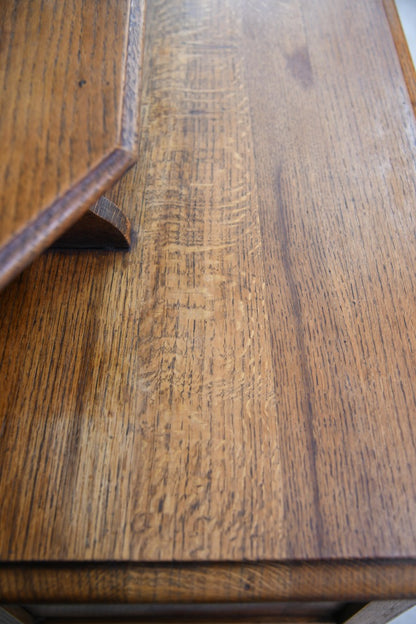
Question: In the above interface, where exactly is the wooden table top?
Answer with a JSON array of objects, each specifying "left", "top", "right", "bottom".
[
  {"left": 0, "top": 0, "right": 144, "bottom": 291},
  {"left": 1, "top": 0, "right": 416, "bottom": 604}
]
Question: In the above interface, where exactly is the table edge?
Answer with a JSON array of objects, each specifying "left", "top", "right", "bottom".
[{"left": 0, "top": 560, "right": 415, "bottom": 603}]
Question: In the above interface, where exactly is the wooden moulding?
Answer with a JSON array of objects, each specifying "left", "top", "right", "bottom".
[
  {"left": 50, "top": 197, "right": 131, "bottom": 250},
  {"left": 0, "top": 561, "right": 416, "bottom": 604},
  {"left": 0, "top": 0, "right": 145, "bottom": 290}
]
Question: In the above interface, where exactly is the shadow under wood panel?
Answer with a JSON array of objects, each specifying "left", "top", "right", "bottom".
[
  {"left": 0, "top": 602, "right": 347, "bottom": 624},
  {"left": 2, "top": 602, "right": 416, "bottom": 624},
  {"left": 50, "top": 197, "right": 131, "bottom": 250},
  {"left": 0, "top": 0, "right": 145, "bottom": 290}
]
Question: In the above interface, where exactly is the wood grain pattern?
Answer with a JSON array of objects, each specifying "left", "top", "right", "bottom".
[
  {"left": 0, "top": 0, "right": 282, "bottom": 563},
  {"left": 239, "top": 0, "right": 416, "bottom": 560},
  {"left": 0, "top": 0, "right": 145, "bottom": 290},
  {"left": 0, "top": 562, "right": 415, "bottom": 604},
  {"left": 1, "top": 0, "right": 416, "bottom": 604}
]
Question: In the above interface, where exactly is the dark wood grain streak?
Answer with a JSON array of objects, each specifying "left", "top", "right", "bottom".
[
  {"left": 240, "top": 0, "right": 416, "bottom": 559},
  {"left": 0, "top": 0, "right": 145, "bottom": 290}
]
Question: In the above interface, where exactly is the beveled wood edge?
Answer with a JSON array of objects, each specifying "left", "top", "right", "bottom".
[
  {"left": 383, "top": 0, "right": 416, "bottom": 114},
  {"left": 0, "top": 0, "right": 146, "bottom": 292},
  {"left": 118, "top": 0, "right": 146, "bottom": 154},
  {"left": 0, "top": 148, "right": 135, "bottom": 291},
  {"left": 0, "top": 560, "right": 415, "bottom": 604}
]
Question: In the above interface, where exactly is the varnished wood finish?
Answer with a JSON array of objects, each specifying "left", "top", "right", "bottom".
[
  {"left": 236, "top": 0, "right": 416, "bottom": 560},
  {"left": 0, "top": 0, "right": 145, "bottom": 289},
  {"left": 1, "top": 0, "right": 416, "bottom": 607},
  {"left": 0, "top": 562, "right": 415, "bottom": 604},
  {"left": 51, "top": 198, "right": 131, "bottom": 249}
]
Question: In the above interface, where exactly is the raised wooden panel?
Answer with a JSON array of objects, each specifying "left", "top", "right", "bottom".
[{"left": 0, "top": 0, "right": 145, "bottom": 289}]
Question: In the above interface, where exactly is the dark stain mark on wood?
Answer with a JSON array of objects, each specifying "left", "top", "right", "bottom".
[{"left": 286, "top": 46, "right": 314, "bottom": 88}]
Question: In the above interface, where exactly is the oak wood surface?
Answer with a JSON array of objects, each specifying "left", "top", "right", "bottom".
[
  {"left": 1, "top": 0, "right": 416, "bottom": 604},
  {"left": 0, "top": 562, "right": 415, "bottom": 604},
  {"left": 0, "top": 0, "right": 144, "bottom": 290}
]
